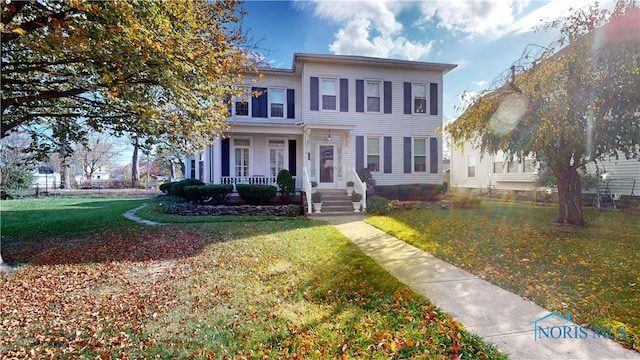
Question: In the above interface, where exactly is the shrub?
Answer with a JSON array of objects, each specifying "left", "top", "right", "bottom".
[
  {"left": 366, "top": 194, "right": 392, "bottom": 215},
  {"left": 376, "top": 184, "right": 446, "bottom": 201},
  {"left": 346, "top": 181, "right": 354, "bottom": 187},
  {"left": 286, "top": 205, "right": 300, "bottom": 217},
  {"left": 351, "top": 192, "right": 362, "bottom": 202},
  {"left": 442, "top": 189, "right": 482, "bottom": 209},
  {"left": 357, "top": 168, "right": 376, "bottom": 193},
  {"left": 159, "top": 181, "right": 174, "bottom": 193},
  {"left": 169, "top": 178, "right": 205, "bottom": 198},
  {"left": 198, "top": 184, "right": 233, "bottom": 204},
  {"left": 183, "top": 185, "right": 202, "bottom": 203},
  {"left": 276, "top": 169, "right": 296, "bottom": 204},
  {"left": 236, "top": 184, "right": 277, "bottom": 204},
  {"left": 311, "top": 192, "right": 322, "bottom": 203}
]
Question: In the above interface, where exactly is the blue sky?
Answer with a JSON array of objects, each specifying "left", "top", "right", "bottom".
[{"left": 240, "top": 0, "right": 613, "bottom": 126}]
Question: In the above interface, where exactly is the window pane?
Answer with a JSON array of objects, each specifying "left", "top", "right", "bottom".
[
  {"left": 322, "top": 95, "right": 336, "bottom": 110},
  {"left": 493, "top": 161, "right": 503, "bottom": 173},
  {"left": 524, "top": 159, "right": 535, "bottom": 173},
  {"left": 414, "top": 99, "right": 426, "bottom": 113},
  {"left": 467, "top": 166, "right": 476, "bottom": 178},
  {"left": 235, "top": 101, "right": 248, "bottom": 116},
  {"left": 270, "top": 89, "right": 284, "bottom": 104},
  {"left": 366, "top": 82, "right": 379, "bottom": 96},
  {"left": 414, "top": 139, "right": 426, "bottom": 155},
  {"left": 367, "top": 155, "right": 379, "bottom": 172},
  {"left": 508, "top": 161, "right": 519, "bottom": 173},
  {"left": 269, "top": 140, "right": 285, "bottom": 147},
  {"left": 413, "top": 84, "right": 427, "bottom": 98},
  {"left": 234, "top": 139, "right": 250, "bottom": 147},
  {"left": 322, "top": 80, "right": 336, "bottom": 95},
  {"left": 367, "top": 97, "right": 380, "bottom": 112},
  {"left": 414, "top": 156, "right": 426, "bottom": 172},
  {"left": 367, "top": 138, "right": 380, "bottom": 154},
  {"left": 271, "top": 103, "right": 284, "bottom": 117}
]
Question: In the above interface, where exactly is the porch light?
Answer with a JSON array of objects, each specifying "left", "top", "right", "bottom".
[{"left": 327, "top": 130, "right": 331, "bottom": 141}]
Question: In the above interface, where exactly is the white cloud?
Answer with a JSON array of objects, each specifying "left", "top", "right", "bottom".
[
  {"left": 328, "top": 18, "right": 433, "bottom": 60},
  {"left": 475, "top": 80, "right": 487, "bottom": 87},
  {"left": 311, "top": 0, "right": 433, "bottom": 60},
  {"left": 416, "top": 0, "right": 529, "bottom": 38}
]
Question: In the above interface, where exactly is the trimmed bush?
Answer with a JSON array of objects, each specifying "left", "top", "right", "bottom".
[
  {"left": 351, "top": 192, "right": 362, "bottom": 202},
  {"left": 170, "top": 178, "right": 205, "bottom": 198},
  {"left": 276, "top": 169, "right": 296, "bottom": 204},
  {"left": 183, "top": 186, "right": 202, "bottom": 203},
  {"left": 366, "top": 195, "right": 392, "bottom": 215},
  {"left": 159, "top": 181, "right": 174, "bottom": 193},
  {"left": 236, "top": 184, "right": 277, "bottom": 205},
  {"left": 376, "top": 184, "right": 446, "bottom": 201},
  {"left": 199, "top": 184, "right": 233, "bottom": 204}
]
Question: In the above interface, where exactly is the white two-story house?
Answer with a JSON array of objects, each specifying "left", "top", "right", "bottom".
[{"left": 184, "top": 53, "right": 456, "bottom": 207}]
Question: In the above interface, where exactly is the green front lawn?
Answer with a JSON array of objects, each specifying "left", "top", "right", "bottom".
[
  {"left": 0, "top": 198, "right": 505, "bottom": 359},
  {"left": 366, "top": 202, "right": 640, "bottom": 352}
]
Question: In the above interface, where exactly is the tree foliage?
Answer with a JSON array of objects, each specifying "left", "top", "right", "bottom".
[
  {"left": 1, "top": 0, "right": 260, "bottom": 158},
  {"left": 446, "top": 1, "right": 640, "bottom": 226}
]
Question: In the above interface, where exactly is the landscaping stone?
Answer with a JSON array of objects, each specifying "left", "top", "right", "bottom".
[{"left": 176, "top": 203, "right": 295, "bottom": 216}]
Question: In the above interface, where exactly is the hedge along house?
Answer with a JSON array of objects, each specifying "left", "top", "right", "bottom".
[{"left": 184, "top": 53, "right": 456, "bottom": 212}]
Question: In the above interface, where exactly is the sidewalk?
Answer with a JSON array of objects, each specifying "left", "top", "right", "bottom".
[{"left": 323, "top": 215, "right": 640, "bottom": 360}]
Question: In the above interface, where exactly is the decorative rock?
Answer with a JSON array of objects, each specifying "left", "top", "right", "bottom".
[{"left": 175, "top": 203, "right": 293, "bottom": 216}]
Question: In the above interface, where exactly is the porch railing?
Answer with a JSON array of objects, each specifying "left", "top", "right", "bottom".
[
  {"left": 350, "top": 167, "right": 367, "bottom": 212},
  {"left": 302, "top": 167, "right": 312, "bottom": 214},
  {"left": 220, "top": 176, "right": 302, "bottom": 190}
]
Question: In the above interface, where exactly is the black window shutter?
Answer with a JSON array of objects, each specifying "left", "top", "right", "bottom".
[
  {"left": 356, "top": 136, "right": 364, "bottom": 171},
  {"left": 252, "top": 87, "right": 267, "bottom": 118},
  {"left": 384, "top": 136, "right": 392, "bottom": 173},
  {"left": 403, "top": 82, "right": 411, "bottom": 114},
  {"left": 383, "top": 81, "right": 392, "bottom": 114},
  {"left": 355, "top": 80, "right": 364, "bottom": 113},
  {"left": 403, "top": 137, "right": 412, "bottom": 173},
  {"left": 288, "top": 139, "right": 297, "bottom": 176},
  {"left": 340, "top": 79, "right": 348, "bottom": 112},
  {"left": 430, "top": 83, "right": 438, "bottom": 115},
  {"left": 224, "top": 94, "right": 231, "bottom": 116},
  {"left": 430, "top": 137, "right": 438, "bottom": 174},
  {"left": 221, "top": 138, "right": 230, "bottom": 177},
  {"left": 287, "top": 89, "right": 295, "bottom": 119},
  {"left": 310, "top": 77, "right": 319, "bottom": 111}
]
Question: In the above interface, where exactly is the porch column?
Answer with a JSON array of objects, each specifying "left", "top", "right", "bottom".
[{"left": 211, "top": 139, "right": 222, "bottom": 184}]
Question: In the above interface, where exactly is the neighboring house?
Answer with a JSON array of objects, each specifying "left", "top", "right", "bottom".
[
  {"left": 450, "top": 142, "right": 640, "bottom": 196},
  {"left": 72, "top": 164, "right": 110, "bottom": 185},
  {"left": 450, "top": 143, "right": 538, "bottom": 192},
  {"left": 32, "top": 166, "right": 61, "bottom": 190},
  {"left": 185, "top": 53, "right": 456, "bottom": 208}
]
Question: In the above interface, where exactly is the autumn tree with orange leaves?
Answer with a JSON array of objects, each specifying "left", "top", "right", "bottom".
[
  {"left": 447, "top": 1, "right": 640, "bottom": 226},
  {"left": 1, "top": 0, "right": 260, "bottom": 158}
]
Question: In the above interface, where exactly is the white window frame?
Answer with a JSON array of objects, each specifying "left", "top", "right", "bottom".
[
  {"left": 321, "top": 77, "right": 338, "bottom": 111},
  {"left": 232, "top": 137, "right": 252, "bottom": 177},
  {"left": 412, "top": 137, "right": 428, "bottom": 173},
  {"left": 467, "top": 153, "right": 477, "bottom": 178},
  {"left": 365, "top": 136, "right": 382, "bottom": 173},
  {"left": 268, "top": 88, "right": 285, "bottom": 118},
  {"left": 233, "top": 87, "right": 250, "bottom": 117},
  {"left": 267, "top": 137, "right": 288, "bottom": 177},
  {"left": 365, "top": 80, "right": 382, "bottom": 113},
  {"left": 412, "top": 83, "right": 428, "bottom": 114}
]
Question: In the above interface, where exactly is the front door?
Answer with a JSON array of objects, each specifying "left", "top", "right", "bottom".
[{"left": 317, "top": 144, "right": 335, "bottom": 187}]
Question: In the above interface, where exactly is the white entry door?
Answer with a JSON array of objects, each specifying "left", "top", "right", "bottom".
[{"left": 317, "top": 143, "right": 335, "bottom": 188}]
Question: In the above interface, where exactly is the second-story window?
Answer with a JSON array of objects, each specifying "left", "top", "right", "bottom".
[
  {"left": 366, "top": 81, "right": 381, "bottom": 112},
  {"left": 413, "top": 83, "right": 427, "bottom": 114},
  {"left": 269, "top": 89, "right": 284, "bottom": 118},
  {"left": 235, "top": 88, "right": 249, "bottom": 116},
  {"left": 322, "top": 79, "right": 337, "bottom": 110}
]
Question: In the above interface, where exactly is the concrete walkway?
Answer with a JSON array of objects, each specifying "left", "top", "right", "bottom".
[
  {"left": 323, "top": 215, "right": 640, "bottom": 360},
  {"left": 122, "top": 203, "right": 163, "bottom": 226}
]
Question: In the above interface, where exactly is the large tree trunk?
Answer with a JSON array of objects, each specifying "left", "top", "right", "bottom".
[
  {"left": 169, "top": 161, "right": 176, "bottom": 179},
  {"left": 555, "top": 168, "right": 584, "bottom": 226},
  {"left": 131, "top": 138, "right": 140, "bottom": 188}
]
